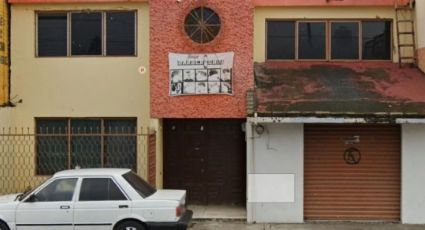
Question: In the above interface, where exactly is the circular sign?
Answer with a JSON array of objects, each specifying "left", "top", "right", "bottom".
[{"left": 344, "top": 147, "right": 361, "bottom": 165}]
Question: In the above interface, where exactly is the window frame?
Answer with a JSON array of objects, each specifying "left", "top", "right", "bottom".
[
  {"left": 361, "top": 20, "right": 393, "bottom": 61},
  {"left": 265, "top": 19, "right": 297, "bottom": 60},
  {"left": 296, "top": 20, "right": 328, "bottom": 61},
  {"left": 35, "top": 10, "right": 138, "bottom": 58},
  {"left": 25, "top": 177, "right": 79, "bottom": 203},
  {"left": 329, "top": 20, "right": 361, "bottom": 61},
  {"left": 265, "top": 19, "right": 393, "bottom": 61},
  {"left": 77, "top": 176, "right": 130, "bottom": 202},
  {"left": 34, "top": 117, "right": 138, "bottom": 176}
]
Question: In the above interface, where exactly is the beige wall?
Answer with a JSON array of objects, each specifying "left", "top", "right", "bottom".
[
  {"left": 416, "top": 1, "right": 425, "bottom": 49},
  {"left": 254, "top": 7, "right": 400, "bottom": 63},
  {"left": 415, "top": 1, "right": 425, "bottom": 72},
  {"left": 0, "top": 107, "right": 14, "bottom": 127},
  {"left": 8, "top": 3, "right": 155, "bottom": 190}
]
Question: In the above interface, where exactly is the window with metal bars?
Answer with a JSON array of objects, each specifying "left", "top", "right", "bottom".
[
  {"left": 36, "top": 118, "right": 137, "bottom": 175},
  {"left": 184, "top": 7, "right": 221, "bottom": 44}
]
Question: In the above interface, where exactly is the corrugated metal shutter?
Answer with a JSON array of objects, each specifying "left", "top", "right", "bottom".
[{"left": 304, "top": 125, "right": 400, "bottom": 221}]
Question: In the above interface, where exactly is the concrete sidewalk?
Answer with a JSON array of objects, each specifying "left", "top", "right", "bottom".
[{"left": 188, "top": 221, "right": 425, "bottom": 230}]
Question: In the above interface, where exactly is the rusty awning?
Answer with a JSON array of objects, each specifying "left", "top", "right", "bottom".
[{"left": 252, "top": 61, "right": 425, "bottom": 120}]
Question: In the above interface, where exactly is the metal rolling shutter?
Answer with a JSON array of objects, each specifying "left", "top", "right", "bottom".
[{"left": 304, "top": 125, "right": 401, "bottom": 221}]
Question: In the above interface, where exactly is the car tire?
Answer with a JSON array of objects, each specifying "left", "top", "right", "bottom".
[
  {"left": 115, "top": 220, "right": 146, "bottom": 230},
  {"left": 0, "top": 222, "right": 9, "bottom": 230}
]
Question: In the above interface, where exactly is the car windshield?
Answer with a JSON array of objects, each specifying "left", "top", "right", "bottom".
[{"left": 122, "top": 172, "right": 156, "bottom": 198}]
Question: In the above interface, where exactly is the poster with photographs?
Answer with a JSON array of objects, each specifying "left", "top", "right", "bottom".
[{"left": 169, "top": 52, "right": 234, "bottom": 96}]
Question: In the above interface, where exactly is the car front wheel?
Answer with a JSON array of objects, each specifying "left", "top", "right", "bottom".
[
  {"left": 115, "top": 220, "right": 146, "bottom": 230},
  {"left": 0, "top": 222, "right": 9, "bottom": 230}
]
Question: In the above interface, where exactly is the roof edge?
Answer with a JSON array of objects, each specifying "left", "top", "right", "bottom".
[
  {"left": 254, "top": 0, "right": 409, "bottom": 7},
  {"left": 8, "top": 0, "right": 148, "bottom": 4}
]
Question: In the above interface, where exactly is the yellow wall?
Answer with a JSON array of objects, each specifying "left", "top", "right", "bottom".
[
  {"left": 415, "top": 0, "right": 425, "bottom": 73},
  {"left": 254, "top": 7, "right": 400, "bottom": 63},
  {"left": 0, "top": 0, "right": 8, "bottom": 104},
  {"left": 8, "top": 3, "right": 156, "bottom": 191},
  {"left": 416, "top": 1, "right": 425, "bottom": 49}
]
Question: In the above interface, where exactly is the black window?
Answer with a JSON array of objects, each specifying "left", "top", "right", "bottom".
[
  {"left": 36, "top": 118, "right": 137, "bottom": 175},
  {"left": 37, "top": 13, "right": 67, "bottom": 57},
  {"left": 362, "top": 21, "right": 391, "bottom": 60},
  {"left": 123, "top": 172, "right": 156, "bottom": 198},
  {"left": 36, "top": 11, "right": 136, "bottom": 57},
  {"left": 298, "top": 22, "right": 326, "bottom": 59},
  {"left": 106, "top": 12, "right": 136, "bottom": 55},
  {"left": 34, "top": 178, "right": 77, "bottom": 202},
  {"left": 267, "top": 21, "right": 295, "bottom": 59},
  {"left": 79, "top": 178, "right": 127, "bottom": 201},
  {"left": 331, "top": 22, "right": 359, "bottom": 59},
  {"left": 71, "top": 119, "right": 102, "bottom": 169},
  {"left": 71, "top": 13, "right": 102, "bottom": 55},
  {"left": 36, "top": 119, "right": 68, "bottom": 175}
]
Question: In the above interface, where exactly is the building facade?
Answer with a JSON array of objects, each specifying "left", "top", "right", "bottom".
[
  {"left": 1, "top": 0, "right": 155, "bottom": 193},
  {"left": 248, "top": 0, "right": 425, "bottom": 224},
  {"left": 2, "top": 0, "right": 425, "bottom": 225},
  {"left": 150, "top": 0, "right": 253, "bottom": 205}
]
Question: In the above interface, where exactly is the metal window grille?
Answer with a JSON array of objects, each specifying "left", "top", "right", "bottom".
[{"left": 0, "top": 126, "right": 153, "bottom": 195}]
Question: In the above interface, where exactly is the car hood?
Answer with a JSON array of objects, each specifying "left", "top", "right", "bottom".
[
  {"left": 145, "top": 190, "right": 186, "bottom": 205},
  {"left": 0, "top": 193, "right": 20, "bottom": 204}
]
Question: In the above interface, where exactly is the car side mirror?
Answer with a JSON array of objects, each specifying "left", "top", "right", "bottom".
[{"left": 26, "top": 194, "right": 38, "bottom": 203}]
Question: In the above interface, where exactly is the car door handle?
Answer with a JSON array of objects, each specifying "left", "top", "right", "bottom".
[
  {"left": 60, "top": 205, "right": 70, "bottom": 209},
  {"left": 119, "top": 205, "right": 129, "bottom": 209}
]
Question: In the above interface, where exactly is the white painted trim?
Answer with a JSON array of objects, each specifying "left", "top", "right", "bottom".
[
  {"left": 248, "top": 117, "right": 425, "bottom": 124},
  {"left": 396, "top": 119, "right": 425, "bottom": 124},
  {"left": 248, "top": 117, "right": 367, "bottom": 124}
]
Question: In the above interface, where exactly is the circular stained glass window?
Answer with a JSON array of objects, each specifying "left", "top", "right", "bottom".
[{"left": 184, "top": 7, "right": 221, "bottom": 44}]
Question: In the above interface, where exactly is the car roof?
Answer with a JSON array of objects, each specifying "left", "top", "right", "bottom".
[{"left": 53, "top": 168, "right": 131, "bottom": 177}]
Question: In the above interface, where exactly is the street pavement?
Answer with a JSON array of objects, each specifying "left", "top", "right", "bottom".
[{"left": 188, "top": 220, "right": 425, "bottom": 230}]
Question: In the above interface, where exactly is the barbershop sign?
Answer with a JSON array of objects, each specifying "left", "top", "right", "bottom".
[{"left": 169, "top": 52, "right": 234, "bottom": 96}]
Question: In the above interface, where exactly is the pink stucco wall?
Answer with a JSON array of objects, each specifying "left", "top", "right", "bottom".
[{"left": 150, "top": 0, "right": 253, "bottom": 118}]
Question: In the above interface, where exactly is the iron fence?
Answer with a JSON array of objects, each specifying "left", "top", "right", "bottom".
[{"left": 0, "top": 127, "right": 153, "bottom": 195}]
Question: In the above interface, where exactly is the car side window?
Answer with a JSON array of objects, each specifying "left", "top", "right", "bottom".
[
  {"left": 79, "top": 178, "right": 127, "bottom": 201},
  {"left": 34, "top": 178, "right": 78, "bottom": 202}
]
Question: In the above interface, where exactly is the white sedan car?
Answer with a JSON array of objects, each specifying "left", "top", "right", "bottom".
[{"left": 0, "top": 168, "right": 192, "bottom": 230}]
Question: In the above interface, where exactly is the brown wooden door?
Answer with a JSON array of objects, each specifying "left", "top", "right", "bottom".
[
  {"left": 304, "top": 124, "right": 401, "bottom": 221},
  {"left": 164, "top": 119, "right": 246, "bottom": 205}
]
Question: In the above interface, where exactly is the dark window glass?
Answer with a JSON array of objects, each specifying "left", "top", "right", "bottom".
[
  {"left": 362, "top": 21, "right": 391, "bottom": 60},
  {"left": 36, "top": 119, "right": 68, "bottom": 175},
  {"left": 35, "top": 178, "right": 77, "bottom": 202},
  {"left": 331, "top": 22, "right": 359, "bottom": 59},
  {"left": 79, "top": 178, "right": 127, "bottom": 201},
  {"left": 36, "top": 118, "right": 137, "bottom": 175},
  {"left": 267, "top": 21, "right": 295, "bottom": 59},
  {"left": 106, "top": 12, "right": 136, "bottom": 56},
  {"left": 104, "top": 119, "right": 137, "bottom": 171},
  {"left": 71, "top": 13, "right": 102, "bottom": 55},
  {"left": 123, "top": 172, "right": 156, "bottom": 198},
  {"left": 298, "top": 22, "right": 326, "bottom": 59},
  {"left": 71, "top": 119, "right": 102, "bottom": 169},
  {"left": 37, "top": 13, "right": 67, "bottom": 57}
]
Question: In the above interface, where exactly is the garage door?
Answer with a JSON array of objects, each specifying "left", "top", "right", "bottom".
[
  {"left": 164, "top": 119, "right": 246, "bottom": 205},
  {"left": 304, "top": 125, "right": 400, "bottom": 221}
]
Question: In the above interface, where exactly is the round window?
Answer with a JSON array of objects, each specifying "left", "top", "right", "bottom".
[{"left": 184, "top": 7, "right": 221, "bottom": 44}]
